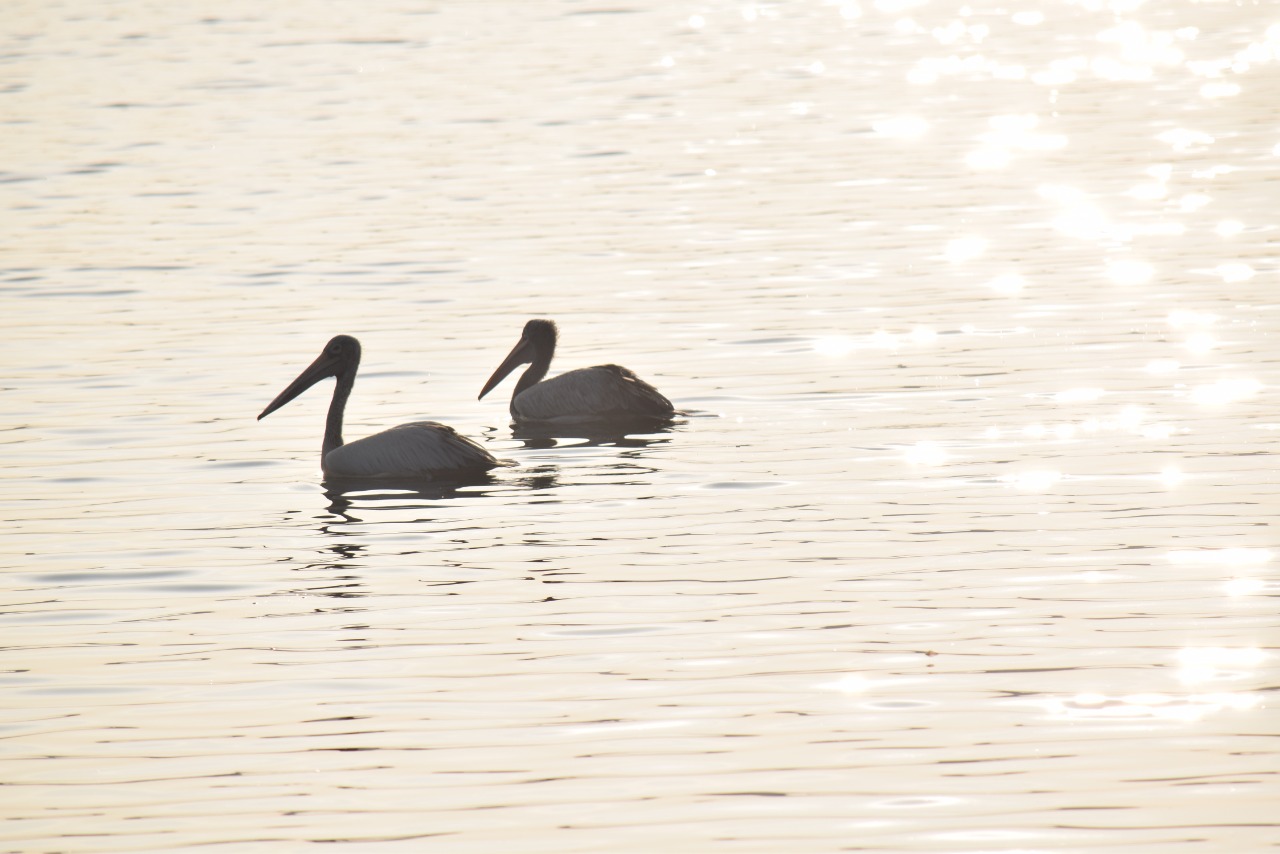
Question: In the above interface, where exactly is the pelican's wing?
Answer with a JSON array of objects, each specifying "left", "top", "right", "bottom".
[
  {"left": 515, "top": 365, "right": 674, "bottom": 423},
  {"left": 324, "top": 421, "right": 501, "bottom": 478}
]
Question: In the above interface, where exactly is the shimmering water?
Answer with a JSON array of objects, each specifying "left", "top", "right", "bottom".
[{"left": 4, "top": 1, "right": 1278, "bottom": 851}]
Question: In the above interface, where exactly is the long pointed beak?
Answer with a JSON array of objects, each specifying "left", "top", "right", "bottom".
[
  {"left": 478, "top": 336, "right": 533, "bottom": 400},
  {"left": 258, "top": 352, "right": 340, "bottom": 420}
]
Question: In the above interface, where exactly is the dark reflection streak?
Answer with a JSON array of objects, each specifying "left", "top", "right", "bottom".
[
  {"left": 274, "top": 473, "right": 548, "bottom": 603},
  {"left": 321, "top": 473, "right": 504, "bottom": 519},
  {"left": 261, "top": 533, "right": 370, "bottom": 600},
  {"left": 269, "top": 423, "right": 681, "bottom": 603},
  {"left": 510, "top": 421, "right": 677, "bottom": 447},
  {"left": 320, "top": 543, "right": 364, "bottom": 563},
  {"left": 513, "top": 464, "right": 560, "bottom": 492}
]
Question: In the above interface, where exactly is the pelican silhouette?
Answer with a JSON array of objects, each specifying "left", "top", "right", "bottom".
[
  {"left": 478, "top": 319, "right": 674, "bottom": 425},
  {"left": 259, "top": 334, "right": 503, "bottom": 479}
]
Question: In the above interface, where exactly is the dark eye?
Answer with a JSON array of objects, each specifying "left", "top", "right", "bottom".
[{"left": 329, "top": 343, "right": 342, "bottom": 355}]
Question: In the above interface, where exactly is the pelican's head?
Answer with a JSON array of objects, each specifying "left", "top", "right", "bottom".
[
  {"left": 478, "top": 319, "right": 558, "bottom": 399},
  {"left": 258, "top": 334, "right": 362, "bottom": 420}
]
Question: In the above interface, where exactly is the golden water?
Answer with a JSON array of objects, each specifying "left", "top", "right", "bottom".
[{"left": 4, "top": 1, "right": 1277, "bottom": 851}]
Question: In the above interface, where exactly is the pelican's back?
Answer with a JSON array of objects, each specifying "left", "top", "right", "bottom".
[
  {"left": 323, "top": 421, "right": 499, "bottom": 478},
  {"left": 512, "top": 365, "right": 674, "bottom": 424}
]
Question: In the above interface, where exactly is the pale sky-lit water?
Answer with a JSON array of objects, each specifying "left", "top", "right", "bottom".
[{"left": 3, "top": 1, "right": 1278, "bottom": 851}]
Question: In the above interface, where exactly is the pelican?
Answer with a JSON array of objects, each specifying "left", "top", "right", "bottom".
[
  {"left": 478, "top": 319, "right": 675, "bottom": 425},
  {"left": 258, "top": 334, "right": 503, "bottom": 479}
]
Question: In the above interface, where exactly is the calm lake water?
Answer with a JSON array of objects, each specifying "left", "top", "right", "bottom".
[{"left": 4, "top": 1, "right": 1278, "bottom": 851}]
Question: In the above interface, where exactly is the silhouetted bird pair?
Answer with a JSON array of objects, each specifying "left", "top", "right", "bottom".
[{"left": 257, "top": 320, "right": 674, "bottom": 479}]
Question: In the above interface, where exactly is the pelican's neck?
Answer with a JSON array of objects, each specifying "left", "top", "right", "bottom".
[
  {"left": 513, "top": 339, "right": 554, "bottom": 400},
  {"left": 323, "top": 371, "right": 354, "bottom": 459}
]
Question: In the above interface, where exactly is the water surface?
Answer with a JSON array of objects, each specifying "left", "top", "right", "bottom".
[{"left": 3, "top": 1, "right": 1277, "bottom": 851}]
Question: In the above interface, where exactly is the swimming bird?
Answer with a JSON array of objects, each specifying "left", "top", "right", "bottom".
[
  {"left": 478, "top": 319, "right": 675, "bottom": 425},
  {"left": 258, "top": 334, "right": 503, "bottom": 479}
]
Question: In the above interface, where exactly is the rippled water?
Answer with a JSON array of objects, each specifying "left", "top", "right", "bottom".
[{"left": 5, "top": 1, "right": 1278, "bottom": 851}]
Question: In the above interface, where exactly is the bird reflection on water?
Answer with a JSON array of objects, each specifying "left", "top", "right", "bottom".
[
  {"left": 509, "top": 420, "right": 678, "bottom": 450},
  {"left": 295, "top": 541, "right": 367, "bottom": 600},
  {"left": 320, "top": 474, "right": 508, "bottom": 521}
]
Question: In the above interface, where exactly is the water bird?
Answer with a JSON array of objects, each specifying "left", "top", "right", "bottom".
[
  {"left": 258, "top": 334, "right": 504, "bottom": 479},
  {"left": 478, "top": 319, "right": 675, "bottom": 426}
]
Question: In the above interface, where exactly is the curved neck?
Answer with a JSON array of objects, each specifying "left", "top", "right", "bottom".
[
  {"left": 514, "top": 339, "right": 554, "bottom": 399},
  {"left": 323, "top": 371, "right": 354, "bottom": 459}
]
